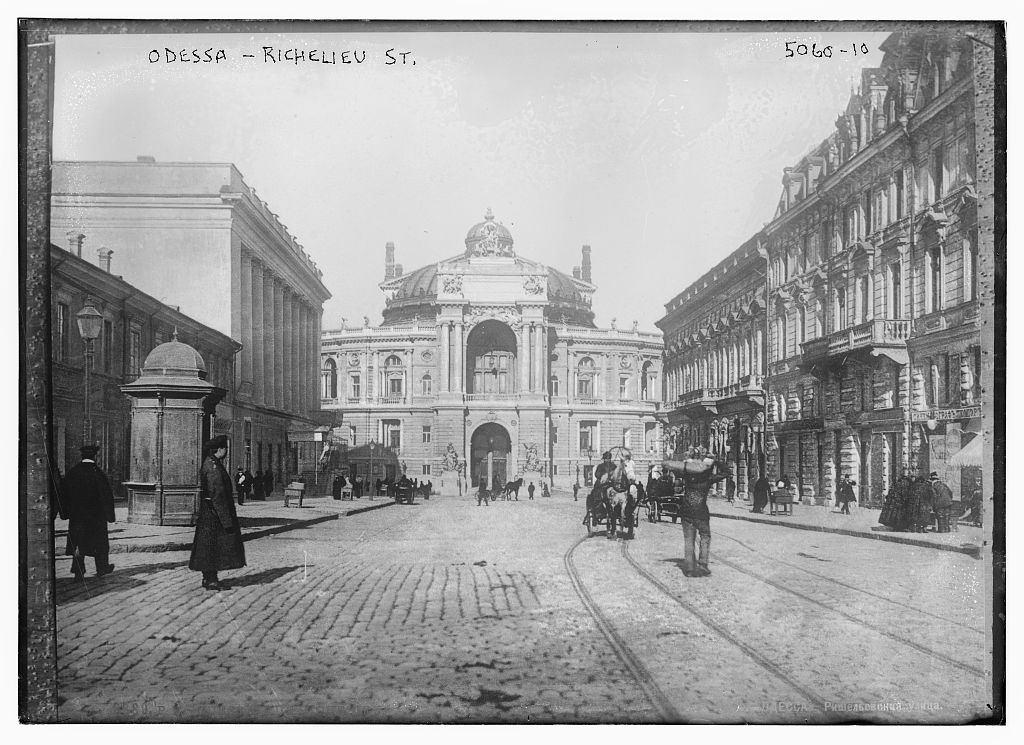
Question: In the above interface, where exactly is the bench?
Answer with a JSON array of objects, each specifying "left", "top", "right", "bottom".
[
  {"left": 284, "top": 481, "right": 306, "bottom": 508},
  {"left": 770, "top": 490, "right": 795, "bottom": 516}
]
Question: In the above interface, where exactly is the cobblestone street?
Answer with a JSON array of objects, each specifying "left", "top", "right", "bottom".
[{"left": 55, "top": 494, "right": 992, "bottom": 723}]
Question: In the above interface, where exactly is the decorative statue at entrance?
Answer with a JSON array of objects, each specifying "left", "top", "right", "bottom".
[
  {"left": 523, "top": 442, "right": 541, "bottom": 472},
  {"left": 442, "top": 443, "right": 460, "bottom": 472}
]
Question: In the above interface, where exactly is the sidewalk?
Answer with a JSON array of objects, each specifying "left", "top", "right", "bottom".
[
  {"left": 54, "top": 494, "right": 395, "bottom": 554},
  {"left": 707, "top": 497, "right": 984, "bottom": 557}
]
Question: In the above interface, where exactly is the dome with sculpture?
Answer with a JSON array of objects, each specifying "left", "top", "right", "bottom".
[{"left": 377, "top": 209, "right": 598, "bottom": 327}]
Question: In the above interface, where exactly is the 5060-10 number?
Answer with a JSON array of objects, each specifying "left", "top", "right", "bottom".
[{"left": 785, "top": 42, "right": 871, "bottom": 59}]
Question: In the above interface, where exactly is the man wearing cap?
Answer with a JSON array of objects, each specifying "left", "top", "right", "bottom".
[
  {"left": 929, "top": 471, "right": 954, "bottom": 533},
  {"left": 59, "top": 445, "right": 116, "bottom": 579},
  {"left": 189, "top": 435, "right": 246, "bottom": 590},
  {"left": 837, "top": 474, "right": 857, "bottom": 515}
]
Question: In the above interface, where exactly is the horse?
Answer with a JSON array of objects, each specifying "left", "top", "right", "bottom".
[
  {"left": 502, "top": 477, "right": 523, "bottom": 501},
  {"left": 602, "top": 460, "right": 638, "bottom": 540}
]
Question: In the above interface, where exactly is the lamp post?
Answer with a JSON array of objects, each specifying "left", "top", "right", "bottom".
[
  {"left": 585, "top": 446, "right": 594, "bottom": 486},
  {"left": 76, "top": 302, "right": 103, "bottom": 445}
]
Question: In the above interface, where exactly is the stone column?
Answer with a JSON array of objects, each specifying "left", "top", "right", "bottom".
[
  {"left": 311, "top": 309, "right": 321, "bottom": 414},
  {"left": 251, "top": 260, "right": 265, "bottom": 405},
  {"left": 292, "top": 297, "right": 302, "bottom": 414},
  {"left": 440, "top": 322, "right": 450, "bottom": 392},
  {"left": 455, "top": 321, "right": 465, "bottom": 394},
  {"left": 274, "top": 279, "right": 285, "bottom": 410},
  {"left": 282, "top": 289, "right": 292, "bottom": 412},
  {"left": 406, "top": 347, "right": 413, "bottom": 402},
  {"left": 261, "top": 269, "right": 275, "bottom": 410},
  {"left": 240, "top": 251, "right": 253, "bottom": 394},
  {"left": 518, "top": 323, "right": 529, "bottom": 394},
  {"left": 534, "top": 324, "right": 544, "bottom": 393}
]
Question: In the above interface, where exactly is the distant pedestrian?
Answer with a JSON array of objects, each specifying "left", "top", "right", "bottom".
[
  {"left": 235, "top": 466, "right": 251, "bottom": 505},
  {"left": 907, "top": 476, "right": 934, "bottom": 533},
  {"left": 542, "top": 482, "right": 551, "bottom": 498},
  {"left": 929, "top": 472, "right": 954, "bottom": 533},
  {"left": 837, "top": 474, "right": 857, "bottom": 514},
  {"left": 879, "top": 473, "right": 913, "bottom": 530},
  {"left": 573, "top": 482, "right": 580, "bottom": 502},
  {"left": 189, "top": 435, "right": 246, "bottom": 591},
  {"left": 332, "top": 474, "right": 344, "bottom": 499},
  {"left": 751, "top": 473, "right": 770, "bottom": 513},
  {"left": 264, "top": 466, "right": 275, "bottom": 497},
  {"left": 528, "top": 482, "right": 536, "bottom": 500},
  {"left": 725, "top": 476, "right": 736, "bottom": 502},
  {"left": 59, "top": 444, "right": 116, "bottom": 579},
  {"left": 253, "top": 470, "right": 264, "bottom": 500},
  {"left": 477, "top": 476, "right": 490, "bottom": 506}
]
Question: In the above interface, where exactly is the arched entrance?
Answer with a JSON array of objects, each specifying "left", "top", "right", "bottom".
[
  {"left": 470, "top": 422, "right": 512, "bottom": 491},
  {"left": 465, "top": 320, "right": 518, "bottom": 395}
]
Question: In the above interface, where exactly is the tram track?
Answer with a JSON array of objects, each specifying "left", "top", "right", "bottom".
[
  {"left": 711, "top": 525, "right": 985, "bottom": 635},
  {"left": 562, "top": 535, "right": 681, "bottom": 722},
  {"left": 629, "top": 520, "right": 987, "bottom": 680},
  {"left": 618, "top": 541, "right": 830, "bottom": 710}
]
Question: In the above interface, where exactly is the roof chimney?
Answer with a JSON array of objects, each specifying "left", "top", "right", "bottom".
[
  {"left": 581, "top": 245, "right": 592, "bottom": 283},
  {"left": 393, "top": 263, "right": 403, "bottom": 278},
  {"left": 97, "top": 247, "right": 113, "bottom": 273},
  {"left": 384, "top": 241, "right": 395, "bottom": 280},
  {"left": 572, "top": 266, "right": 581, "bottom": 280},
  {"left": 66, "top": 231, "right": 85, "bottom": 258}
]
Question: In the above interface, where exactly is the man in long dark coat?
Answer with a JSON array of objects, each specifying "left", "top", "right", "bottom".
[
  {"left": 264, "top": 466, "right": 275, "bottom": 498},
  {"left": 837, "top": 474, "right": 857, "bottom": 514},
  {"left": 675, "top": 447, "right": 726, "bottom": 577},
  {"left": 253, "top": 469, "right": 264, "bottom": 500},
  {"left": 189, "top": 435, "right": 246, "bottom": 591},
  {"left": 930, "top": 471, "right": 954, "bottom": 533},
  {"left": 59, "top": 444, "right": 116, "bottom": 579},
  {"left": 907, "top": 476, "right": 934, "bottom": 533},
  {"left": 751, "top": 473, "right": 771, "bottom": 513}
]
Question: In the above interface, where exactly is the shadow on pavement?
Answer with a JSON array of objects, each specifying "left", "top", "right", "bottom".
[
  {"left": 221, "top": 565, "right": 304, "bottom": 589},
  {"left": 56, "top": 559, "right": 190, "bottom": 605},
  {"left": 238, "top": 516, "right": 305, "bottom": 528}
]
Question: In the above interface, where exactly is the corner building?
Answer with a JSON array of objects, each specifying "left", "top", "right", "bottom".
[
  {"left": 50, "top": 159, "right": 332, "bottom": 483},
  {"left": 320, "top": 211, "right": 663, "bottom": 491},
  {"left": 657, "top": 234, "right": 768, "bottom": 501},
  {"left": 763, "top": 30, "right": 990, "bottom": 506}
]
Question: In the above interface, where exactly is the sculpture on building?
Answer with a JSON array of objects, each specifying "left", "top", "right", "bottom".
[
  {"left": 960, "top": 355, "right": 975, "bottom": 405},
  {"left": 442, "top": 275, "right": 463, "bottom": 294},
  {"left": 523, "top": 442, "right": 542, "bottom": 472},
  {"left": 523, "top": 275, "right": 544, "bottom": 295},
  {"left": 442, "top": 443, "right": 460, "bottom": 472}
]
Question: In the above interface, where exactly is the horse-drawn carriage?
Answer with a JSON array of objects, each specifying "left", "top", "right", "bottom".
[{"left": 582, "top": 447, "right": 640, "bottom": 539}]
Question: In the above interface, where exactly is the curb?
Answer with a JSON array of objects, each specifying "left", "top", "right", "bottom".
[{"left": 709, "top": 509, "right": 982, "bottom": 557}]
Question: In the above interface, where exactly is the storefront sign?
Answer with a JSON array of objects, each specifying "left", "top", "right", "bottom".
[{"left": 910, "top": 405, "right": 981, "bottom": 422}]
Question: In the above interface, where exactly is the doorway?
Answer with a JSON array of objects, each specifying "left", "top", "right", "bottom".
[{"left": 471, "top": 422, "right": 511, "bottom": 490}]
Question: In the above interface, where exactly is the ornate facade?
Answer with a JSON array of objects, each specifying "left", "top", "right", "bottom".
[
  {"left": 50, "top": 159, "right": 332, "bottom": 484},
  {"left": 657, "top": 234, "right": 768, "bottom": 500},
  {"left": 320, "top": 211, "right": 663, "bottom": 492},
  {"left": 763, "top": 30, "right": 989, "bottom": 506}
]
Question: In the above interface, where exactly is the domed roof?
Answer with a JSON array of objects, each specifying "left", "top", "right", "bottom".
[
  {"left": 464, "top": 208, "right": 514, "bottom": 257},
  {"left": 141, "top": 333, "right": 207, "bottom": 379}
]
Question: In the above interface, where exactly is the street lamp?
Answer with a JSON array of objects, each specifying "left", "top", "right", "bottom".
[
  {"left": 76, "top": 301, "right": 103, "bottom": 444},
  {"left": 584, "top": 446, "right": 594, "bottom": 486}
]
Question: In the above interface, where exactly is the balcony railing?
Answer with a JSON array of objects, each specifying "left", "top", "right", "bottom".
[
  {"left": 802, "top": 318, "right": 911, "bottom": 361},
  {"left": 377, "top": 395, "right": 406, "bottom": 405},
  {"left": 465, "top": 392, "right": 518, "bottom": 401},
  {"left": 575, "top": 397, "right": 600, "bottom": 405}
]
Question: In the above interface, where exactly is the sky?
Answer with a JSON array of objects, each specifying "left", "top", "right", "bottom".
[{"left": 52, "top": 27, "right": 890, "bottom": 332}]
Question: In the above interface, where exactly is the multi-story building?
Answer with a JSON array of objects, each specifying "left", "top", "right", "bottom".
[
  {"left": 762, "top": 29, "right": 988, "bottom": 506},
  {"left": 50, "top": 159, "right": 332, "bottom": 482},
  {"left": 50, "top": 242, "right": 240, "bottom": 499},
  {"left": 320, "top": 210, "right": 663, "bottom": 492},
  {"left": 656, "top": 233, "right": 768, "bottom": 500}
]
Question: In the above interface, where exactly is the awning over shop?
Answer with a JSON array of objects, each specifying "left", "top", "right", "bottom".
[{"left": 946, "top": 435, "right": 983, "bottom": 469}]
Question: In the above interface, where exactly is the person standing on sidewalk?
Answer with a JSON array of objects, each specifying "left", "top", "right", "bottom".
[
  {"left": 528, "top": 482, "right": 535, "bottom": 500},
  {"left": 59, "top": 444, "right": 116, "bottom": 579},
  {"left": 253, "top": 469, "right": 264, "bottom": 501},
  {"left": 751, "top": 472, "right": 770, "bottom": 513},
  {"left": 573, "top": 482, "right": 580, "bottom": 502},
  {"left": 189, "top": 435, "right": 246, "bottom": 591},
  {"left": 235, "top": 466, "right": 251, "bottom": 506},
  {"left": 929, "top": 471, "right": 954, "bottom": 533},
  {"left": 837, "top": 474, "right": 857, "bottom": 514},
  {"left": 477, "top": 471, "right": 490, "bottom": 506},
  {"left": 542, "top": 482, "right": 551, "bottom": 498},
  {"left": 264, "top": 466, "right": 275, "bottom": 498}
]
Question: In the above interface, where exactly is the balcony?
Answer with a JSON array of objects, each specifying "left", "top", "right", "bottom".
[
  {"left": 673, "top": 374, "right": 765, "bottom": 415},
  {"left": 377, "top": 395, "right": 407, "bottom": 405},
  {"left": 801, "top": 319, "right": 911, "bottom": 368},
  {"left": 465, "top": 392, "right": 518, "bottom": 402}
]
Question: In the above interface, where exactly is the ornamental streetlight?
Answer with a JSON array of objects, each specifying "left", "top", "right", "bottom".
[{"left": 75, "top": 301, "right": 103, "bottom": 444}]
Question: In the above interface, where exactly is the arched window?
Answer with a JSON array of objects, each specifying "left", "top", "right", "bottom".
[
  {"left": 321, "top": 358, "right": 338, "bottom": 399},
  {"left": 775, "top": 314, "right": 787, "bottom": 360},
  {"left": 549, "top": 374, "right": 560, "bottom": 397},
  {"left": 577, "top": 356, "right": 596, "bottom": 398},
  {"left": 420, "top": 373, "right": 432, "bottom": 395},
  {"left": 640, "top": 361, "right": 653, "bottom": 401},
  {"left": 384, "top": 354, "right": 404, "bottom": 397}
]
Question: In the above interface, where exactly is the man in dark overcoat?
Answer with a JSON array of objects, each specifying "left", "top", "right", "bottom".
[
  {"left": 189, "top": 435, "right": 246, "bottom": 591},
  {"left": 837, "top": 474, "right": 857, "bottom": 514},
  {"left": 253, "top": 469, "right": 264, "bottom": 500},
  {"left": 235, "top": 466, "right": 251, "bottom": 506},
  {"left": 908, "top": 476, "right": 934, "bottom": 533},
  {"left": 751, "top": 473, "right": 771, "bottom": 513},
  {"left": 59, "top": 444, "right": 116, "bottom": 578},
  {"left": 264, "top": 466, "right": 275, "bottom": 498},
  {"left": 930, "top": 471, "right": 954, "bottom": 533}
]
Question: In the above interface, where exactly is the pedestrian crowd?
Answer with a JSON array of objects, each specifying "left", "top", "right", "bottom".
[{"left": 878, "top": 471, "right": 972, "bottom": 533}]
